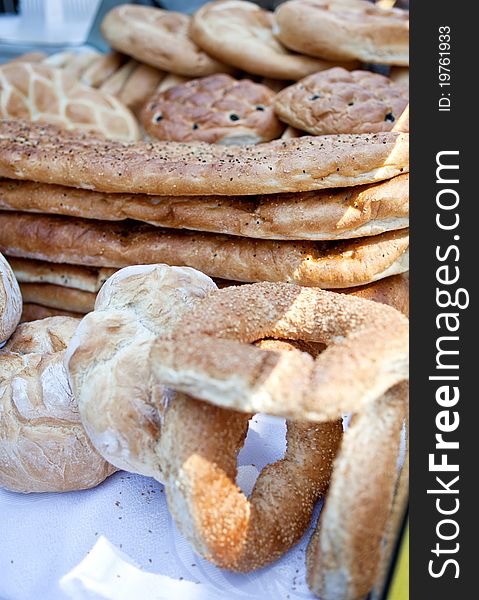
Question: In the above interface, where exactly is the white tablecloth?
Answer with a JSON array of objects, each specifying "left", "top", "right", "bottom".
[{"left": 0, "top": 415, "right": 318, "bottom": 600}]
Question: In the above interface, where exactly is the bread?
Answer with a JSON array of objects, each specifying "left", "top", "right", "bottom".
[
  {"left": 60, "top": 52, "right": 101, "bottom": 80},
  {"left": 101, "top": 4, "right": 230, "bottom": 77},
  {"left": 190, "top": 0, "right": 357, "bottom": 80},
  {"left": 19, "top": 282, "right": 95, "bottom": 313},
  {"left": 99, "top": 59, "right": 138, "bottom": 96},
  {"left": 10, "top": 51, "right": 47, "bottom": 64},
  {"left": 306, "top": 382, "right": 407, "bottom": 600},
  {"left": 0, "top": 120, "right": 409, "bottom": 195},
  {"left": 155, "top": 73, "right": 192, "bottom": 93},
  {"left": 65, "top": 264, "right": 218, "bottom": 479},
  {"left": 0, "top": 316, "right": 116, "bottom": 493},
  {"left": 21, "top": 303, "right": 82, "bottom": 322},
  {"left": 0, "top": 174, "right": 409, "bottom": 240},
  {"left": 275, "top": 0, "right": 409, "bottom": 65},
  {"left": 339, "top": 273, "right": 408, "bottom": 316},
  {"left": 8, "top": 257, "right": 116, "bottom": 292},
  {"left": 118, "top": 63, "right": 166, "bottom": 115},
  {"left": 390, "top": 66, "right": 409, "bottom": 85},
  {"left": 150, "top": 282, "right": 409, "bottom": 421},
  {"left": 0, "top": 212, "right": 409, "bottom": 288},
  {"left": 0, "top": 252, "right": 22, "bottom": 344},
  {"left": 0, "top": 65, "right": 140, "bottom": 142},
  {"left": 141, "top": 74, "right": 284, "bottom": 144},
  {"left": 80, "top": 51, "right": 126, "bottom": 88},
  {"left": 275, "top": 68, "right": 409, "bottom": 135}
]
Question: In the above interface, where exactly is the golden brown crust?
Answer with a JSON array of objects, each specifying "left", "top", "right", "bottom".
[
  {"left": 101, "top": 5, "right": 230, "bottom": 77},
  {"left": 0, "top": 252, "right": 22, "bottom": 343},
  {"left": 118, "top": 63, "right": 166, "bottom": 115},
  {"left": 0, "top": 213, "right": 409, "bottom": 288},
  {"left": 99, "top": 59, "right": 138, "bottom": 96},
  {"left": 141, "top": 74, "right": 284, "bottom": 144},
  {"left": 275, "top": 0, "right": 409, "bottom": 65},
  {"left": 9, "top": 257, "right": 115, "bottom": 292},
  {"left": 150, "top": 282, "right": 409, "bottom": 421},
  {"left": 80, "top": 51, "right": 126, "bottom": 88},
  {"left": 0, "top": 64, "right": 140, "bottom": 142},
  {"left": 0, "top": 316, "right": 116, "bottom": 493},
  {"left": 338, "top": 273, "right": 409, "bottom": 316},
  {"left": 21, "top": 303, "right": 82, "bottom": 322},
  {"left": 10, "top": 51, "right": 47, "bottom": 64},
  {"left": 19, "top": 282, "right": 95, "bottom": 313},
  {"left": 0, "top": 120, "right": 409, "bottom": 195},
  {"left": 275, "top": 68, "right": 409, "bottom": 135},
  {"left": 190, "top": 0, "right": 357, "bottom": 80},
  {"left": 0, "top": 174, "right": 409, "bottom": 240},
  {"left": 306, "top": 383, "right": 408, "bottom": 600}
]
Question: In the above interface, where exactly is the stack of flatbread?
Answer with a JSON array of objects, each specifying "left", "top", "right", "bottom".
[{"left": 0, "top": 0, "right": 409, "bottom": 321}]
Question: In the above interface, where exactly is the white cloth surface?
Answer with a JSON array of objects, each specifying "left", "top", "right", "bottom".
[{"left": 0, "top": 415, "right": 318, "bottom": 600}]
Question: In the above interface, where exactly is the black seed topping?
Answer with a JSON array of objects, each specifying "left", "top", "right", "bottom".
[
  {"left": 385, "top": 112, "right": 395, "bottom": 122},
  {"left": 310, "top": 94, "right": 321, "bottom": 100},
  {"left": 230, "top": 114, "right": 240, "bottom": 121},
  {"left": 192, "top": 123, "right": 199, "bottom": 130},
  {"left": 154, "top": 113, "right": 163, "bottom": 123},
  {"left": 348, "top": 102, "right": 354, "bottom": 106},
  {"left": 256, "top": 105, "right": 265, "bottom": 111}
]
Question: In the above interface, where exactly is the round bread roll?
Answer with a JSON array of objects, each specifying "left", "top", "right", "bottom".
[
  {"left": 101, "top": 4, "right": 230, "bottom": 78},
  {"left": 141, "top": 74, "right": 284, "bottom": 144},
  {"left": 190, "top": 0, "right": 356, "bottom": 80},
  {"left": 0, "top": 253, "right": 22, "bottom": 345},
  {"left": 275, "top": 68, "right": 409, "bottom": 135},
  {"left": 275, "top": 0, "right": 409, "bottom": 66},
  {"left": 0, "top": 62, "right": 140, "bottom": 142},
  {"left": 0, "top": 317, "right": 116, "bottom": 493}
]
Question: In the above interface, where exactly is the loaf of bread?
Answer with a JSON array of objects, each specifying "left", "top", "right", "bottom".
[
  {"left": 21, "top": 303, "right": 82, "bottom": 322},
  {"left": 0, "top": 212, "right": 409, "bottom": 288},
  {"left": 0, "top": 252, "right": 22, "bottom": 344},
  {"left": 19, "top": 282, "right": 96, "bottom": 313},
  {"left": 0, "top": 120, "right": 409, "bottom": 195},
  {"left": 0, "top": 64, "right": 140, "bottom": 141},
  {"left": 0, "top": 174, "right": 409, "bottom": 240}
]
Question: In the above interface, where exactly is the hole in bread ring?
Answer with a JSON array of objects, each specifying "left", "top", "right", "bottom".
[
  {"left": 151, "top": 282, "right": 408, "bottom": 421},
  {"left": 157, "top": 340, "right": 343, "bottom": 572}
]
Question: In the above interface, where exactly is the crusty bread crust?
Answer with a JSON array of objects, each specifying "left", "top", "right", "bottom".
[
  {"left": 0, "top": 212, "right": 409, "bottom": 288},
  {"left": 0, "top": 174, "right": 409, "bottom": 240},
  {"left": 275, "top": 0, "right": 409, "bottom": 66},
  {"left": 21, "top": 303, "right": 82, "bottom": 322},
  {"left": 118, "top": 63, "right": 166, "bottom": 115},
  {"left": 101, "top": 4, "right": 230, "bottom": 77},
  {"left": 19, "top": 282, "right": 95, "bottom": 313},
  {"left": 9, "top": 257, "right": 115, "bottom": 292},
  {"left": 0, "top": 64, "right": 140, "bottom": 142},
  {"left": 190, "top": 0, "right": 357, "bottom": 80},
  {"left": 0, "top": 120, "right": 409, "bottom": 195},
  {"left": 0, "top": 252, "right": 22, "bottom": 344}
]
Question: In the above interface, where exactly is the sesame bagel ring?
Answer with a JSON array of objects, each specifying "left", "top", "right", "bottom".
[
  {"left": 307, "top": 382, "right": 408, "bottom": 600},
  {"left": 157, "top": 339, "right": 343, "bottom": 572},
  {"left": 151, "top": 282, "right": 409, "bottom": 421}
]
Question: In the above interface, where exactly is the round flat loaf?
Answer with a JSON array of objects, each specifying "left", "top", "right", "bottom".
[
  {"left": 141, "top": 74, "right": 284, "bottom": 144},
  {"left": 101, "top": 4, "right": 230, "bottom": 77},
  {"left": 1, "top": 252, "right": 22, "bottom": 344},
  {"left": 0, "top": 174, "right": 409, "bottom": 241},
  {"left": 0, "top": 212, "right": 409, "bottom": 288},
  {"left": 0, "top": 63, "right": 140, "bottom": 141},
  {"left": 190, "top": 0, "right": 356, "bottom": 80},
  {"left": 275, "top": 68, "right": 409, "bottom": 135},
  {"left": 0, "top": 317, "right": 116, "bottom": 492},
  {"left": 275, "top": 0, "right": 409, "bottom": 66},
  {"left": 0, "top": 120, "right": 409, "bottom": 196}
]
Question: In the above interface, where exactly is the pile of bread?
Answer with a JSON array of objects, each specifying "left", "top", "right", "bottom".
[{"left": 0, "top": 1, "right": 409, "bottom": 599}]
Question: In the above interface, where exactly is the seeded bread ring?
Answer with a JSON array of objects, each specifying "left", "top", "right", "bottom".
[
  {"left": 151, "top": 282, "right": 409, "bottom": 421},
  {"left": 0, "top": 252, "right": 22, "bottom": 344},
  {"left": 306, "top": 382, "right": 408, "bottom": 600}
]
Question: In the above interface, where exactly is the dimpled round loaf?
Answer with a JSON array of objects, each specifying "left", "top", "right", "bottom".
[
  {"left": 275, "top": 68, "right": 409, "bottom": 135},
  {"left": 141, "top": 74, "right": 284, "bottom": 144},
  {"left": 0, "top": 253, "right": 21, "bottom": 344},
  {"left": 275, "top": 0, "right": 409, "bottom": 66}
]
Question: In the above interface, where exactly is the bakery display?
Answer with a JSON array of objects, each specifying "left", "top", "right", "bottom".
[
  {"left": 141, "top": 74, "right": 284, "bottom": 144},
  {"left": 275, "top": 0, "right": 409, "bottom": 66},
  {"left": 190, "top": 0, "right": 356, "bottom": 80},
  {"left": 275, "top": 68, "right": 409, "bottom": 134},
  {"left": 0, "top": 63, "right": 140, "bottom": 141},
  {"left": 101, "top": 5, "right": 230, "bottom": 77},
  {"left": 0, "top": 253, "right": 22, "bottom": 344},
  {"left": 0, "top": 1, "right": 410, "bottom": 597},
  {"left": 0, "top": 317, "right": 116, "bottom": 493}
]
